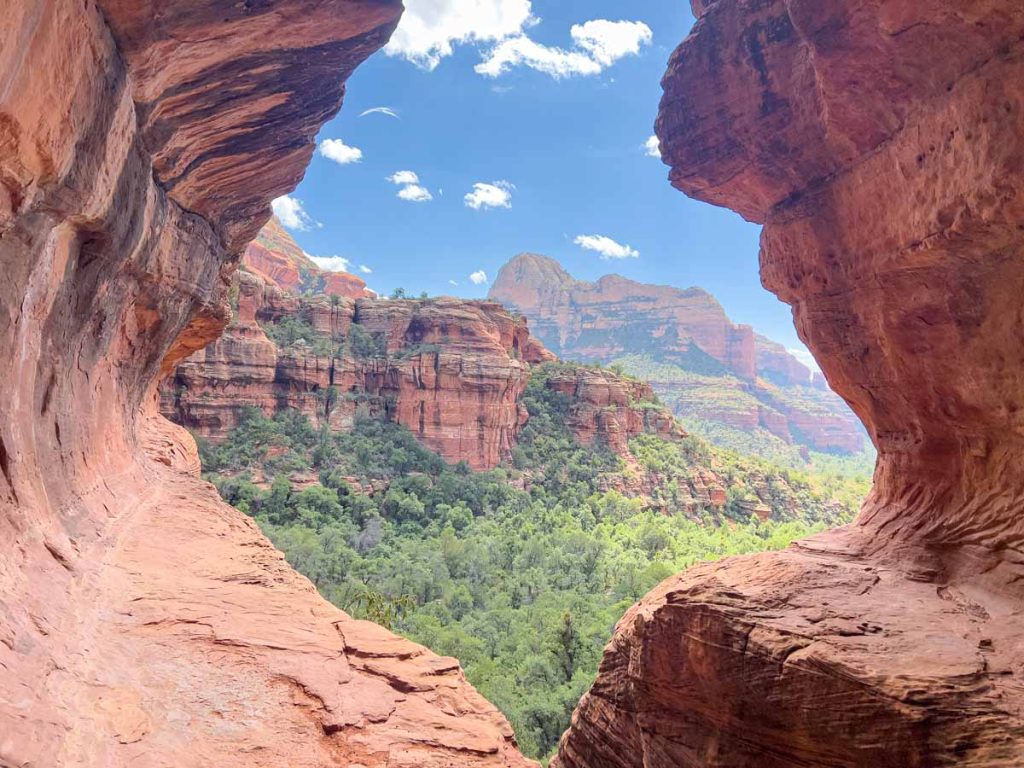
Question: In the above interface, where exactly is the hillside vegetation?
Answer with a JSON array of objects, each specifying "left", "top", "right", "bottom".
[{"left": 199, "top": 362, "right": 869, "bottom": 761}]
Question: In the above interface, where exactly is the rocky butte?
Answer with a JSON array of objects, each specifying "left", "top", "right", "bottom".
[
  {"left": 0, "top": 2, "right": 534, "bottom": 765},
  {"left": 161, "top": 218, "right": 693, "bottom": 473},
  {"left": 491, "top": 253, "right": 865, "bottom": 455},
  {"left": 556, "top": 0, "right": 1024, "bottom": 766},
  {"left": 244, "top": 215, "right": 375, "bottom": 299}
]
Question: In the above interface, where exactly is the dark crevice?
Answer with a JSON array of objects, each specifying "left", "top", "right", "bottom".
[{"left": 0, "top": 436, "right": 16, "bottom": 504}]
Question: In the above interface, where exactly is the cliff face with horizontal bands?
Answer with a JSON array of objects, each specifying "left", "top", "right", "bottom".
[
  {"left": 244, "top": 215, "right": 375, "bottom": 299},
  {"left": 160, "top": 263, "right": 686, "bottom": 470},
  {"left": 491, "top": 253, "right": 865, "bottom": 455},
  {"left": 491, "top": 253, "right": 758, "bottom": 379},
  {"left": 163, "top": 271, "right": 553, "bottom": 470},
  {"left": 556, "top": 1, "right": 1024, "bottom": 766},
  {"left": 0, "top": 2, "right": 535, "bottom": 765}
]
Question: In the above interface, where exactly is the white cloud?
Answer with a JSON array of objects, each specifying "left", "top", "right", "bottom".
[
  {"left": 398, "top": 184, "right": 434, "bottom": 202},
  {"left": 476, "top": 19, "right": 652, "bottom": 78},
  {"left": 308, "top": 255, "right": 353, "bottom": 273},
  {"left": 574, "top": 234, "right": 639, "bottom": 260},
  {"left": 385, "top": 0, "right": 535, "bottom": 70},
  {"left": 572, "top": 20, "right": 652, "bottom": 67},
  {"left": 359, "top": 265, "right": 373, "bottom": 274},
  {"left": 272, "top": 195, "right": 314, "bottom": 231},
  {"left": 388, "top": 170, "right": 434, "bottom": 202},
  {"left": 476, "top": 37, "right": 599, "bottom": 78},
  {"left": 449, "top": 279, "right": 460, "bottom": 286},
  {"left": 465, "top": 181, "right": 514, "bottom": 210},
  {"left": 359, "top": 106, "right": 399, "bottom": 119},
  {"left": 319, "top": 138, "right": 363, "bottom": 165},
  {"left": 469, "top": 270, "right": 488, "bottom": 285},
  {"left": 644, "top": 134, "right": 660, "bottom": 158},
  {"left": 388, "top": 170, "right": 420, "bottom": 185}
]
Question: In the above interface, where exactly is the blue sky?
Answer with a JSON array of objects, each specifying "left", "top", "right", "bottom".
[{"left": 274, "top": 0, "right": 809, "bottom": 356}]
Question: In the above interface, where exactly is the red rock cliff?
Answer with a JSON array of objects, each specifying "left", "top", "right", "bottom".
[
  {"left": 492, "top": 253, "right": 864, "bottom": 455},
  {"left": 491, "top": 253, "right": 758, "bottom": 379},
  {"left": 244, "top": 215, "right": 374, "bottom": 299},
  {"left": 163, "top": 272, "right": 556, "bottom": 471},
  {"left": 542, "top": 366, "right": 685, "bottom": 457},
  {"left": 0, "top": 2, "right": 533, "bottom": 765},
  {"left": 556, "top": 1, "right": 1024, "bottom": 766}
]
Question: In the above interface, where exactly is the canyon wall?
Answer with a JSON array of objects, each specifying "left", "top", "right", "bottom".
[
  {"left": 491, "top": 253, "right": 758, "bottom": 378},
  {"left": 0, "top": 2, "right": 533, "bottom": 765},
  {"left": 163, "top": 270, "right": 553, "bottom": 470},
  {"left": 244, "top": 215, "right": 374, "bottom": 298},
  {"left": 556, "top": 1, "right": 1024, "bottom": 766},
  {"left": 160, "top": 260, "right": 684, "bottom": 470},
  {"left": 491, "top": 253, "right": 865, "bottom": 455}
]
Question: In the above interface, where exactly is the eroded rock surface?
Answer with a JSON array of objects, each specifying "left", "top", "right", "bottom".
[
  {"left": 491, "top": 253, "right": 759, "bottom": 379},
  {"left": 542, "top": 366, "right": 685, "bottom": 456},
  {"left": 557, "top": 1, "right": 1024, "bottom": 765},
  {"left": 0, "top": 1, "right": 533, "bottom": 765},
  {"left": 163, "top": 270, "right": 554, "bottom": 470},
  {"left": 244, "top": 216, "right": 374, "bottom": 299},
  {"left": 160, "top": 261, "right": 687, "bottom": 471},
  {"left": 491, "top": 253, "right": 864, "bottom": 455}
]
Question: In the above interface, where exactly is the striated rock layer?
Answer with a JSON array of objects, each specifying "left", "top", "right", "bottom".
[
  {"left": 542, "top": 366, "right": 685, "bottom": 457},
  {"left": 163, "top": 271, "right": 554, "bottom": 471},
  {"left": 0, "top": 1, "right": 533, "bottom": 766},
  {"left": 491, "top": 253, "right": 759, "bottom": 379},
  {"left": 244, "top": 215, "right": 374, "bottom": 299},
  {"left": 557, "top": 1, "right": 1024, "bottom": 766},
  {"left": 160, "top": 271, "right": 685, "bottom": 470},
  {"left": 491, "top": 253, "right": 864, "bottom": 455}
]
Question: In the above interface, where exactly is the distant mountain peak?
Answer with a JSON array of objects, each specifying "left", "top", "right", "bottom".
[
  {"left": 243, "top": 216, "right": 373, "bottom": 299},
  {"left": 490, "top": 252, "right": 758, "bottom": 380},
  {"left": 487, "top": 252, "right": 864, "bottom": 456}
]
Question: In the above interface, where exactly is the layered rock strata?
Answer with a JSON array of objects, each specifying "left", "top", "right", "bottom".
[
  {"left": 0, "top": 1, "right": 533, "bottom": 765},
  {"left": 161, "top": 272, "right": 687, "bottom": 470},
  {"left": 491, "top": 253, "right": 758, "bottom": 379},
  {"left": 490, "top": 253, "right": 864, "bottom": 455},
  {"left": 556, "top": 1, "right": 1024, "bottom": 765},
  {"left": 542, "top": 366, "right": 686, "bottom": 456},
  {"left": 244, "top": 215, "right": 374, "bottom": 299},
  {"left": 163, "top": 273, "right": 554, "bottom": 470}
]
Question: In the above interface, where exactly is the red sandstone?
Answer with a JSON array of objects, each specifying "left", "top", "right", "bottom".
[
  {"left": 556, "top": 1, "right": 1024, "bottom": 765},
  {"left": 0, "top": 2, "right": 534, "bottom": 765}
]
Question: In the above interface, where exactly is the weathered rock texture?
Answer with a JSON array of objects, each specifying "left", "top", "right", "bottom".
[
  {"left": 491, "top": 253, "right": 758, "bottom": 379},
  {"left": 491, "top": 253, "right": 864, "bottom": 455},
  {"left": 542, "top": 367, "right": 685, "bottom": 457},
  {"left": 163, "top": 273, "right": 555, "bottom": 470},
  {"left": 0, "top": 1, "right": 533, "bottom": 765},
  {"left": 161, "top": 269, "right": 688, "bottom": 470},
  {"left": 556, "top": 1, "right": 1024, "bottom": 766},
  {"left": 244, "top": 215, "right": 374, "bottom": 299}
]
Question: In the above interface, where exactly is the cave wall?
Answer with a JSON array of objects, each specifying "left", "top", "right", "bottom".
[
  {"left": 555, "top": 1, "right": 1024, "bottom": 765},
  {"left": 0, "top": 1, "right": 534, "bottom": 765}
]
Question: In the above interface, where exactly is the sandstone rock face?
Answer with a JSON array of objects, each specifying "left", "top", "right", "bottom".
[
  {"left": 542, "top": 367, "right": 685, "bottom": 456},
  {"left": 0, "top": 2, "right": 533, "bottom": 765},
  {"left": 163, "top": 277, "right": 557, "bottom": 471},
  {"left": 163, "top": 277, "right": 684, "bottom": 471},
  {"left": 492, "top": 254, "right": 865, "bottom": 455},
  {"left": 557, "top": 1, "right": 1024, "bottom": 765},
  {"left": 491, "top": 253, "right": 758, "bottom": 379},
  {"left": 244, "top": 216, "right": 374, "bottom": 299}
]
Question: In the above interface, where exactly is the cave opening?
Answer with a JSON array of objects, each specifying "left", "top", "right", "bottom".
[{"left": 3, "top": 0, "right": 1021, "bottom": 765}]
